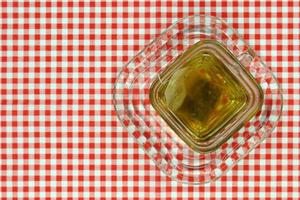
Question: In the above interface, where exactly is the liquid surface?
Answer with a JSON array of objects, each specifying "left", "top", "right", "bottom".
[
  {"left": 160, "top": 52, "right": 248, "bottom": 139},
  {"left": 150, "top": 40, "right": 264, "bottom": 152}
]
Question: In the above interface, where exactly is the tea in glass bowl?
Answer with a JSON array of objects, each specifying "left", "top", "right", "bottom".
[{"left": 150, "top": 40, "right": 263, "bottom": 153}]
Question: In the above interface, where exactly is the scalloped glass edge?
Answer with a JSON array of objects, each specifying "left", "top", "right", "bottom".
[{"left": 113, "top": 15, "right": 283, "bottom": 184}]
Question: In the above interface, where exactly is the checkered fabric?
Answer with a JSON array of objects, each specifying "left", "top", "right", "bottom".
[{"left": 0, "top": 1, "right": 299, "bottom": 199}]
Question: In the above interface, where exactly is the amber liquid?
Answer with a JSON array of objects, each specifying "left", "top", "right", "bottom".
[{"left": 159, "top": 52, "right": 248, "bottom": 139}]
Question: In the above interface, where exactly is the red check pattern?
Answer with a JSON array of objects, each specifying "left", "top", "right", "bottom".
[{"left": 0, "top": 1, "right": 299, "bottom": 199}]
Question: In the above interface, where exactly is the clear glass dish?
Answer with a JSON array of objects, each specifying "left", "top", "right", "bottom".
[{"left": 113, "top": 15, "right": 282, "bottom": 184}]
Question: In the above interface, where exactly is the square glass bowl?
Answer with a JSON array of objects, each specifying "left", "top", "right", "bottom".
[
  {"left": 114, "top": 15, "right": 282, "bottom": 184},
  {"left": 150, "top": 40, "right": 264, "bottom": 153}
]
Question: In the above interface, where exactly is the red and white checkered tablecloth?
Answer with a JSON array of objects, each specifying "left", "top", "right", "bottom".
[{"left": 0, "top": 1, "right": 299, "bottom": 199}]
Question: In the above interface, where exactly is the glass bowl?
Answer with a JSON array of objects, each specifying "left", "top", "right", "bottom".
[{"left": 113, "top": 15, "right": 282, "bottom": 184}]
